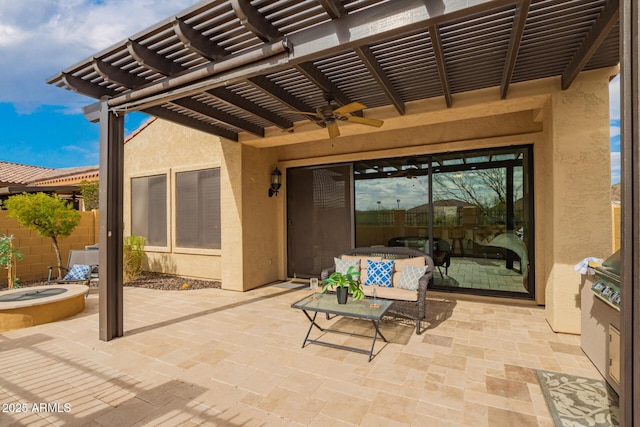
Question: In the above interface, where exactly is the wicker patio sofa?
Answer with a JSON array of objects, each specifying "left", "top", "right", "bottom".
[{"left": 321, "top": 246, "right": 435, "bottom": 334}]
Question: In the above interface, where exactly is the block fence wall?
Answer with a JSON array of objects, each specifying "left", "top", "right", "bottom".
[
  {"left": 0, "top": 210, "right": 99, "bottom": 286},
  {"left": 612, "top": 204, "right": 621, "bottom": 253}
]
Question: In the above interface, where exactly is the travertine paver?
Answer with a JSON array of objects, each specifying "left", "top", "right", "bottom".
[{"left": 0, "top": 284, "right": 600, "bottom": 426}]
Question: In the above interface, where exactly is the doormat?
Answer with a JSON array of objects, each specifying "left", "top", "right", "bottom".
[{"left": 535, "top": 369, "right": 619, "bottom": 427}]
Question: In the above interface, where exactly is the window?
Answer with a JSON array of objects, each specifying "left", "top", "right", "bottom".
[
  {"left": 131, "top": 175, "right": 167, "bottom": 246},
  {"left": 176, "top": 168, "right": 221, "bottom": 249}
]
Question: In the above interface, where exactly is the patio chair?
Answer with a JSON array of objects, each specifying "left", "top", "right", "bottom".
[
  {"left": 387, "top": 236, "right": 451, "bottom": 278},
  {"left": 48, "top": 249, "right": 99, "bottom": 289}
]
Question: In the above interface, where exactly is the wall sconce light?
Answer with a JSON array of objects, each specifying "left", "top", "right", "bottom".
[{"left": 268, "top": 167, "right": 282, "bottom": 197}]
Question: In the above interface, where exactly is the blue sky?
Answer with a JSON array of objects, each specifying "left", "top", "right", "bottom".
[
  {"left": 0, "top": 0, "right": 194, "bottom": 168},
  {"left": 0, "top": 1, "right": 622, "bottom": 183}
]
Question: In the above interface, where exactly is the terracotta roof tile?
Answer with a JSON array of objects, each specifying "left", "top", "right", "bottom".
[
  {"left": 0, "top": 161, "right": 55, "bottom": 185},
  {"left": 33, "top": 166, "right": 100, "bottom": 185}
]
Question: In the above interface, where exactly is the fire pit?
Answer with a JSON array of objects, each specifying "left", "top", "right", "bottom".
[{"left": 0, "top": 285, "right": 87, "bottom": 332}]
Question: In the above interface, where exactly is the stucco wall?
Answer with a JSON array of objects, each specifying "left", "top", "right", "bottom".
[
  {"left": 124, "top": 119, "right": 282, "bottom": 291},
  {"left": 544, "top": 69, "right": 614, "bottom": 333},
  {"left": 124, "top": 118, "right": 225, "bottom": 281},
  {"left": 239, "top": 144, "right": 281, "bottom": 289}
]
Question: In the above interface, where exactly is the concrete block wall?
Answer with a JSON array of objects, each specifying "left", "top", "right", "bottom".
[
  {"left": 612, "top": 204, "right": 621, "bottom": 253},
  {"left": 0, "top": 210, "right": 98, "bottom": 286}
]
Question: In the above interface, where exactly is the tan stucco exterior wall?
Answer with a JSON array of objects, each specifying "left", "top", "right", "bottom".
[
  {"left": 543, "top": 69, "right": 615, "bottom": 333},
  {"left": 123, "top": 67, "right": 616, "bottom": 306},
  {"left": 124, "top": 119, "right": 225, "bottom": 282},
  {"left": 124, "top": 119, "right": 281, "bottom": 291}
]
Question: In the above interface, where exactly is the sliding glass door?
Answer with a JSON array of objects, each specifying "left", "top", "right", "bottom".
[
  {"left": 286, "top": 164, "right": 353, "bottom": 278},
  {"left": 286, "top": 146, "right": 534, "bottom": 298},
  {"left": 429, "top": 148, "right": 533, "bottom": 296}
]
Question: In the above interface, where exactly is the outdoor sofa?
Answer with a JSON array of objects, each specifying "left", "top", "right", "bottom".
[{"left": 321, "top": 246, "right": 435, "bottom": 334}]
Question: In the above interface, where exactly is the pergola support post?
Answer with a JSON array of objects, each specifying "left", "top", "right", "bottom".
[
  {"left": 98, "top": 98, "right": 124, "bottom": 341},
  {"left": 620, "top": 0, "right": 639, "bottom": 425}
]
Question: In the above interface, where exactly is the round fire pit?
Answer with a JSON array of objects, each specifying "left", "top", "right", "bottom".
[{"left": 0, "top": 285, "right": 87, "bottom": 332}]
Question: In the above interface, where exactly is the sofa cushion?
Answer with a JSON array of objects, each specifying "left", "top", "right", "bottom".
[
  {"left": 362, "top": 284, "right": 418, "bottom": 302},
  {"left": 364, "top": 260, "right": 395, "bottom": 287},
  {"left": 334, "top": 257, "right": 360, "bottom": 275},
  {"left": 397, "top": 265, "right": 428, "bottom": 291}
]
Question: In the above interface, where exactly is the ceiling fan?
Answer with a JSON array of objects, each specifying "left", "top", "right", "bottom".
[
  {"left": 389, "top": 158, "right": 420, "bottom": 179},
  {"left": 283, "top": 94, "right": 384, "bottom": 139}
]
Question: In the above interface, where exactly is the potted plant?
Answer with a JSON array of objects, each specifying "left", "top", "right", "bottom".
[{"left": 322, "top": 266, "right": 365, "bottom": 304}]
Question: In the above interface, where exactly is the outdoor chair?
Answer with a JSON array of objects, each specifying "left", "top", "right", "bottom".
[
  {"left": 48, "top": 249, "right": 99, "bottom": 290},
  {"left": 387, "top": 236, "right": 451, "bottom": 278}
]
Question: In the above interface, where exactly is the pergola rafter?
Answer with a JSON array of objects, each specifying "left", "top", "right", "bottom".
[{"left": 51, "top": 0, "right": 619, "bottom": 143}]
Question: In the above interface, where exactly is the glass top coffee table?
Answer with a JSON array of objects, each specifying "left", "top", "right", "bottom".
[{"left": 291, "top": 292, "right": 394, "bottom": 361}]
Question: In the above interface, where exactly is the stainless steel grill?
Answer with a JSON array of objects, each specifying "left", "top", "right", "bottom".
[{"left": 593, "top": 250, "right": 621, "bottom": 309}]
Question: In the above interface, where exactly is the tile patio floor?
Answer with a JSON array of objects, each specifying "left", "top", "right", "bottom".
[{"left": 0, "top": 283, "right": 601, "bottom": 426}]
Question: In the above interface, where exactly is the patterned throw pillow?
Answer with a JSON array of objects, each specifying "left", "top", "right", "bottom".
[
  {"left": 397, "top": 265, "right": 428, "bottom": 291},
  {"left": 63, "top": 264, "right": 92, "bottom": 281},
  {"left": 334, "top": 257, "right": 360, "bottom": 275},
  {"left": 364, "top": 260, "right": 395, "bottom": 287}
]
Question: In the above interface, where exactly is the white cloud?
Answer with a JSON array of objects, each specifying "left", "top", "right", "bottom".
[
  {"left": 610, "top": 124, "right": 620, "bottom": 138},
  {"left": 611, "top": 151, "right": 621, "bottom": 184},
  {"left": 0, "top": 0, "right": 194, "bottom": 111},
  {"left": 609, "top": 74, "right": 620, "bottom": 122}
]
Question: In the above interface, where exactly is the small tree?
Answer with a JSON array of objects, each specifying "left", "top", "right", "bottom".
[
  {"left": 79, "top": 180, "right": 99, "bottom": 210},
  {"left": 123, "top": 235, "right": 146, "bottom": 282},
  {"left": 5, "top": 193, "right": 81, "bottom": 279},
  {"left": 0, "top": 234, "right": 23, "bottom": 289}
]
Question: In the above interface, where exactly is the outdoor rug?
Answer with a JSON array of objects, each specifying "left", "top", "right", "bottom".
[{"left": 536, "top": 369, "right": 620, "bottom": 427}]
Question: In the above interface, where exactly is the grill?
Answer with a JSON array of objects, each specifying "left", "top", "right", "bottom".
[
  {"left": 581, "top": 249, "right": 622, "bottom": 395},
  {"left": 592, "top": 250, "right": 621, "bottom": 310}
]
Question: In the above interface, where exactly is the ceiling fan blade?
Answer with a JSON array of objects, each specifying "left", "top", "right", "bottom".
[
  {"left": 327, "top": 121, "right": 340, "bottom": 138},
  {"left": 333, "top": 102, "right": 366, "bottom": 115},
  {"left": 281, "top": 109, "right": 324, "bottom": 118},
  {"left": 344, "top": 115, "right": 384, "bottom": 127}
]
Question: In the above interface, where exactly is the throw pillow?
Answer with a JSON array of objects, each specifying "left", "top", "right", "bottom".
[
  {"left": 64, "top": 264, "right": 92, "bottom": 281},
  {"left": 397, "top": 265, "right": 428, "bottom": 291},
  {"left": 334, "top": 257, "right": 360, "bottom": 275},
  {"left": 394, "top": 256, "right": 426, "bottom": 271},
  {"left": 364, "top": 260, "right": 395, "bottom": 287}
]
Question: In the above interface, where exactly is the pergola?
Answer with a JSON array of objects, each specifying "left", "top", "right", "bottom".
[
  {"left": 47, "top": 1, "right": 638, "bottom": 423},
  {"left": 48, "top": 0, "right": 620, "bottom": 141}
]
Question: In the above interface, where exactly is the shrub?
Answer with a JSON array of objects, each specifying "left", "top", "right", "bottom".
[
  {"left": 79, "top": 180, "right": 99, "bottom": 210},
  {"left": 123, "top": 235, "right": 146, "bottom": 282},
  {"left": 5, "top": 193, "right": 81, "bottom": 279},
  {"left": 0, "top": 234, "right": 23, "bottom": 288}
]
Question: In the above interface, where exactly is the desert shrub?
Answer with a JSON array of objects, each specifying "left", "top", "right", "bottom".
[
  {"left": 0, "top": 234, "right": 23, "bottom": 288},
  {"left": 123, "top": 235, "right": 146, "bottom": 282},
  {"left": 80, "top": 180, "right": 99, "bottom": 210},
  {"left": 5, "top": 193, "right": 81, "bottom": 279}
]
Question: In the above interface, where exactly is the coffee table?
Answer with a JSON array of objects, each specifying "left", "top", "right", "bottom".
[{"left": 290, "top": 292, "right": 393, "bottom": 361}]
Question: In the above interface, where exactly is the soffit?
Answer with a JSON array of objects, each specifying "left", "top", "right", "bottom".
[{"left": 47, "top": 0, "right": 619, "bottom": 144}]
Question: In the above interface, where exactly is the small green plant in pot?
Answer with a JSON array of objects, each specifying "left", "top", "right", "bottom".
[{"left": 322, "top": 266, "right": 365, "bottom": 304}]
